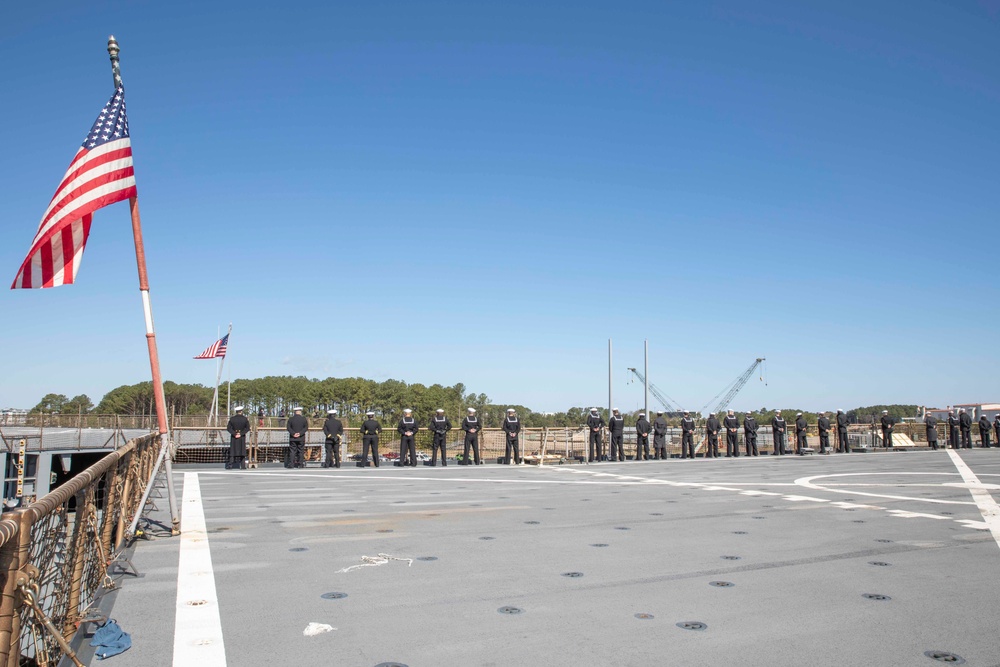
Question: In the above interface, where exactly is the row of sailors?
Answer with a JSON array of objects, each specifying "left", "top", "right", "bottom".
[
  {"left": 225, "top": 405, "right": 1000, "bottom": 470},
  {"left": 225, "top": 405, "right": 522, "bottom": 468}
]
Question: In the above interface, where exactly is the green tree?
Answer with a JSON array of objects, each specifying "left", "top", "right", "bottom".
[{"left": 29, "top": 393, "right": 69, "bottom": 414}]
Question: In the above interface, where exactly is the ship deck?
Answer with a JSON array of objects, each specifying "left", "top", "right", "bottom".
[{"left": 98, "top": 449, "right": 1000, "bottom": 667}]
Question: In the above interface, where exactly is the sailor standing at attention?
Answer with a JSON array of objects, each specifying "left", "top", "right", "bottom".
[
  {"left": 723, "top": 410, "right": 740, "bottom": 457},
  {"left": 608, "top": 408, "right": 625, "bottom": 461},
  {"left": 681, "top": 411, "right": 696, "bottom": 459},
  {"left": 360, "top": 410, "right": 381, "bottom": 467},
  {"left": 836, "top": 409, "right": 850, "bottom": 453},
  {"left": 705, "top": 412, "right": 721, "bottom": 459},
  {"left": 743, "top": 411, "right": 758, "bottom": 456},
  {"left": 430, "top": 409, "right": 452, "bottom": 465},
  {"left": 924, "top": 411, "right": 939, "bottom": 450},
  {"left": 795, "top": 412, "right": 809, "bottom": 454},
  {"left": 881, "top": 410, "right": 895, "bottom": 448},
  {"left": 978, "top": 413, "right": 992, "bottom": 448},
  {"left": 587, "top": 408, "right": 606, "bottom": 462},
  {"left": 635, "top": 412, "right": 651, "bottom": 461},
  {"left": 994, "top": 414, "right": 1000, "bottom": 451},
  {"left": 772, "top": 411, "right": 787, "bottom": 456},
  {"left": 226, "top": 406, "right": 250, "bottom": 470},
  {"left": 653, "top": 411, "right": 669, "bottom": 460},
  {"left": 503, "top": 408, "right": 521, "bottom": 464},
  {"left": 959, "top": 408, "right": 972, "bottom": 449},
  {"left": 817, "top": 412, "right": 831, "bottom": 453},
  {"left": 286, "top": 406, "right": 309, "bottom": 469},
  {"left": 947, "top": 410, "right": 960, "bottom": 449},
  {"left": 461, "top": 408, "right": 482, "bottom": 465},
  {"left": 398, "top": 408, "right": 419, "bottom": 467},
  {"left": 323, "top": 409, "right": 343, "bottom": 467}
]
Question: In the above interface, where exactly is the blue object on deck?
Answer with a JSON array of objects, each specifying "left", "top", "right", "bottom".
[{"left": 90, "top": 618, "right": 132, "bottom": 660}]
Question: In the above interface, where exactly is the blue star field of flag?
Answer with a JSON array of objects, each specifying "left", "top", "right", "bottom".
[{"left": 83, "top": 87, "right": 130, "bottom": 149}]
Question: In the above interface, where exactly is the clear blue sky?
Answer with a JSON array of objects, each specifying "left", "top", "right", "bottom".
[{"left": 1, "top": 1, "right": 997, "bottom": 414}]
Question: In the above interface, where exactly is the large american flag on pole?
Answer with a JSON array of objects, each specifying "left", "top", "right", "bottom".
[
  {"left": 11, "top": 87, "right": 136, "bottom": 289},
  {"left": 194, "top": 333, "right": 229, "bottom": 360}
]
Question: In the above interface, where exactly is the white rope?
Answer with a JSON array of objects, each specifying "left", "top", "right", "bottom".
[{"left": 337, "top": 553, "right": 413, "bottom": 573}]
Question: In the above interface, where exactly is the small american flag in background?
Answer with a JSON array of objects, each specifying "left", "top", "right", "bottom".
[
  {"left": 11, "top": 87, "right": 136, "bottom": 289},
  {"left": 194, "top": 334, "right": 229, "bottom": 359}
]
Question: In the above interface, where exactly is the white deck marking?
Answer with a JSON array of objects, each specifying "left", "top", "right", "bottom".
[
  {"left": 947, "top": 450, "right": 1000, "bottom": 551},
  {"left": 174, "top": 472, "right": 227, "bottom": 666}
]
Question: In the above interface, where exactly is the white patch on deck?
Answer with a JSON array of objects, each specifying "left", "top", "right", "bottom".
[
  {"left": 947, "top": 450, "right": 1000, "bottom": 551},
  {"left": 303, "top": 622, "right": 336, "bottom": 636},
  {"left": 174, "top": 472, "right": 227, "bottom": 666}
]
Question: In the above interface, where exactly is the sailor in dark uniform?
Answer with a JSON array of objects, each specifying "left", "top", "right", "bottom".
[
  {"left": 653, "top": 411, "right": 668, "bottom": 460},
  {"left": 924, "top": 412, "right": 939, "bottom": 450},
  {"left": 795, "top": 412, "right": 808, "bottom": 454},
  {"left": 947, "top": 411, "right": 960, "bottom": 449},
  {"left": 461, "top": 408, "right": 482, "bottom": 465},
  {"left": 817, "top": 412, "right": 831, "bottom": 453},
  {"left": 608, "top": 408, "right": 625, "bottom": 461},
  {"left": 680, "top": 411, "right": 696, "bottom": 459},
  {"left": 286, "top": 406, "right": 308, "bottom": 468},
  {"left": 635, "top": 412, "right": 651, "bottom": 461},
  {"left": 978, "top": 414, "right": 992, "bottom": 448},
  {"left": 226, "top": 406, "right": 250, "bottom": 470},
  {"left": 398, "top": 408, "right": 419, "bottom": 466},
  {"left": 323, "top": 409, "right": 343, "bottom": 467},
  {"left": 360, "top": 410, "right": 381, "bottom": 467},
  {"left": 994, "top": 414, "right": 1000, "bottom": 451},
  {"left": 743, "top": 411, "right": 758, "bottom": 456},
  {"left": 723, "top": 410, "right": 740, "bottom": 457},
  {"left": 836, "top": 409, "right": 850, "bottom": 453},
  {"left": 959, "top": 409, "right": 972, "bottom": 448},
  {"left": 503, "top": 408, "right": 521, "bottom": 464},
  {"left": 772, "top": 411, "right": 787, "bottom": 456},
  {"left": 880, "top": 410, "right": 895, "bottom": 448},
  {"left": 705, "top": 412, "right": 721, "bottom": 458},
  {"left": 587, "top": 408, "right": 605, "bottom": 462},
  {"left": 430, "top": 409, "right": 452, "bottom": 465}
]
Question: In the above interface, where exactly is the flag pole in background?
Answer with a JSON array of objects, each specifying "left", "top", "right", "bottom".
[{"left": 108, "top": 36, "right": 180, "bottom": 534}]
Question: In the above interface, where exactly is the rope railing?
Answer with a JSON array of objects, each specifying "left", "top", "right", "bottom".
[{"left": 0, "top": 433, "right": 162, "bottom": 666}]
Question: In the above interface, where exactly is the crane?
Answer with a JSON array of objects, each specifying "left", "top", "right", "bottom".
[
  {"left": 627, "top": 367, "right": 683, "bottom": 414},
  {"left": 701, "top": 357, "right": 765, "bottom": 416}
]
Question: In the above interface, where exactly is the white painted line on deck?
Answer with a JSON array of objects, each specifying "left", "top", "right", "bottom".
[
  {"left": 947, "top": 450, "right": 1000, "bottom": 552},
  {"left": 174, "top": 472, "right": 227, "bottom": 666}
]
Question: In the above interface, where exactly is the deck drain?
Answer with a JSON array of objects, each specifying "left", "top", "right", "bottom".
[
  {"left": 525, "top": 521, "right": 540, "bottom": 525},
  {"left": 186, "top": 599, "right": 208, "bottom": 606},
  {"left": 426, "top": 513, "right": 440, "bottom": 517},
  {"left": 416, "top": 556, "right": 438, "bottom": 561},
  {"left": 751, "top": 516, "right": 765, "bottom": 519},
  {"left": 614, "top": 527, "right": 631, "bottom": 531},
  {"left": 479, "top": 536, "right": 495, "bottom": 541},
  {"left": 676, "top": 621, "right": 707, "bottom": 631},
  {"left": 562, "top": 572, "right": 584, "bottom": 578},
  {"left": 875, "top": 539, "right": 893, "bottom": 543},
  {"left": 862, "top": 593, "right": 890, "bottom": 601},
  {"left": 289, "top": 547, "right": 308, "bottom": 552},
  {"left": 649, "top": 513, "right": 663, "bottom": 516},
  {"left": 635, "top": 613, "right": 654, "bottom": 620},
  {"left": 376, "top": 529, "right": 393, "bottom": 533},
  {"left": 498, "top": 606, "right": 523, "bottom": 615},
  {"left": 940, "top": 512, "right": 953, "bottom": 515},
  {"left": 590, "top": 543, "right": 609, "bottom": 548},
  {"left": 709, "top": 581, "right": 735, "bottom": 588},
  {"left": 732, "top": 531, "right": 747, "bottom": 535},
  {"left": 844, "top": 509, "right": 856, "bottom": 512},
  {"left": 853, "top": 520, "right": 865, "bottom": 523},
  {"left": 321, "top": 592, "right": 348, "bottom": 600},
  {"left": 869, "top": 561, "right": 891, "bottom": 567},
  {"left": 343, "top": 509, "right": 356, "bottom": 512},
  {"left": 374, "top": 663, "right": 409, "bottom": 667},
  {"left": 923, "top": 651, "right": 964, "bottom": 664},
  {"left": 721, "top": 555, "right": 741, "bottom": 560},
  {"left": 581, "top": 498, "right": 591, "bottom": 502}
]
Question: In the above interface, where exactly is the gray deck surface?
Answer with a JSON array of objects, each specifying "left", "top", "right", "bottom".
[{"left": 105, "top": 450, "right": 1000, "bottom": 666}]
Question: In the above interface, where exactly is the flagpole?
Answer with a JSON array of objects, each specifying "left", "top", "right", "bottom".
[
  {"left": 226, "top": 322, "right": 232, "bottom": 416},
  {"left": 109, "top": 36, "right": 180, "bottom": 534}
]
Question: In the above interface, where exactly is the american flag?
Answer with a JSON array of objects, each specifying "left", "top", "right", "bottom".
[
  {"left": 194, "top": 333, "right": 229, "bottom": 359},
  {"left": 11, "top": 87, "right": 136, "bottom": 289}
]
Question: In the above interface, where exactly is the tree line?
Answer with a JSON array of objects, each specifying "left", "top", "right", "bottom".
[{"left": 27, "top": 376, "right": 921, "bottom": 428}]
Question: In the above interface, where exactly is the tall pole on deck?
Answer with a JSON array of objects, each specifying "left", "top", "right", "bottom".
[
  {"left": 608, "top": 339, "right": 613, "bottom": 418},
  {"left": 644, "top": 339, "right": 649, "bottom": 419},
  {"left": 109, "top": 36, "right": 180, "bottom": 534}
]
